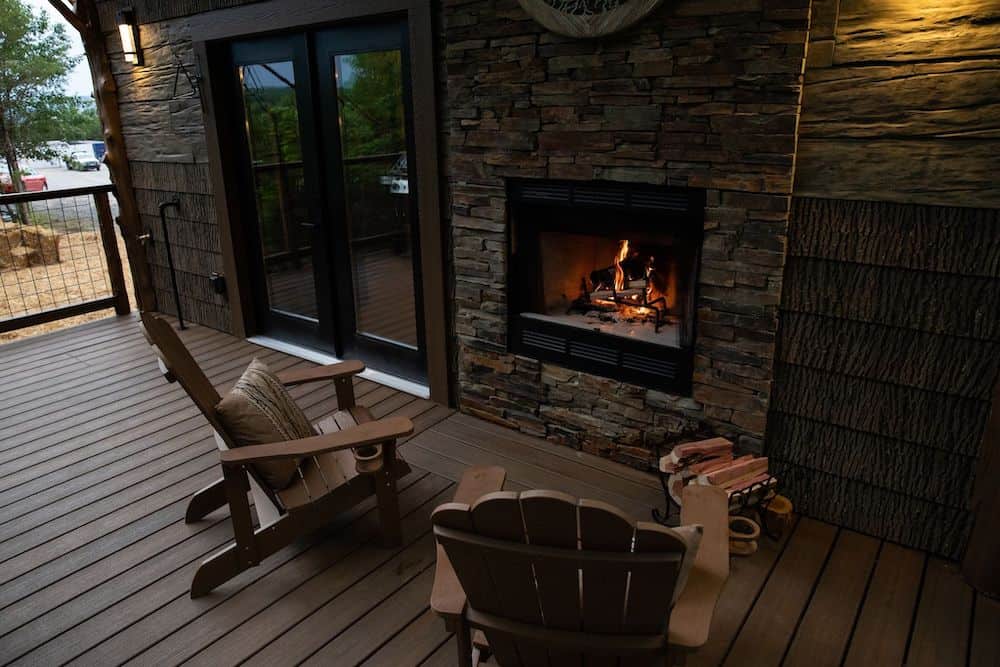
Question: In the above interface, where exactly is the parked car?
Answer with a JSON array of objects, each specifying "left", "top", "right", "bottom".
[
  {"left": 66, "top": 151, "right": 101, "bottom": 171},
  {"left": 0, "top": 168, "right": 48, "bottom": 193}
]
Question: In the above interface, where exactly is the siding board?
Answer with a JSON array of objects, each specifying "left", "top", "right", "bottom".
[
  {"left": 782, "top": 258, "right": 1000, "bottom": 340},
  {"left": 778, "top": 312, "right": 1000, "bottom": 398},
  {"left": 790, "top": 198, "right": 1000, "bottom": 278},
  {"left": 771, "top": 364, "right": 988, "bottom": 455}
]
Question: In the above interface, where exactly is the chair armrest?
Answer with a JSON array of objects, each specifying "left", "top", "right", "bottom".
[
  {"left": 431, "top": 545, "right": 466, "bottom": 622},
  {"left": 275, "top": 360, "right": 365, "bottom": 387},
  {"left": 219, "top": 416, "right": 412, "bottom": 466},
  {"left": 669, "top": 484, "right": 730, "bottom": 649},
  {"left": 430, "top": 466, "right": 507, "bottom": 622}
]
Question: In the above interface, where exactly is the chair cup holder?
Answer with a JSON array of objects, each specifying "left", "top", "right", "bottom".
[{"left": 353, "top": 443, "right": 384, "bottom": 474}]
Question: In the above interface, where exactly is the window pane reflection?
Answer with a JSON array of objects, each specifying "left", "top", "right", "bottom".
[
  {"left": 335, "top": 50, "right": 418, "bottom": 348},
  {"left": 239, "top": 61, "right": 318, "bottom": 321}
]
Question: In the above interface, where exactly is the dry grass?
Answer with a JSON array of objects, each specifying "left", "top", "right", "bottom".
[{"left": 0, "top": 232, "right": 134, "bottom": 344}]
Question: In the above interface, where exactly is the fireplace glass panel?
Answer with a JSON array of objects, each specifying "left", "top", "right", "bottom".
[{"left": 508, "top": 180, "right": 704, "bottom": 394}]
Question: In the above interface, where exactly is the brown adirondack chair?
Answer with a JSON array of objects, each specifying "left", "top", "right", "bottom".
[
  {"left": 431, "top": 479, "right": 729, "bottom": 666},
  {"left": 139, "top": 313, "right": 412, "bottom": 597}
]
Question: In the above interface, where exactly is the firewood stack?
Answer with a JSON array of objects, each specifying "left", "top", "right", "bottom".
[{"left": 659, "top": 437, "right": 776, "bottom": 510}]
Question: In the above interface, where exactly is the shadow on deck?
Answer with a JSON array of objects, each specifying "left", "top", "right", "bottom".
[{"left": 0, "top": 314, "right": 995, "bottom": 666}]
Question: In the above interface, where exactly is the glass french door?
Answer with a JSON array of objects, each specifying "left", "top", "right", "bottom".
[{"left": 231, "top": 19, "right": 426, "bottom": 383}]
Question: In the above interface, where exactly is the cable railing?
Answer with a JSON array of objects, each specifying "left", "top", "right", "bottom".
[{"left": 0, "top": 184, "right": 130, "bottom": 334}]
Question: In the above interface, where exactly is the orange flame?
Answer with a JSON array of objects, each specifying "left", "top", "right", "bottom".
[{"left": 613, "top": 239, "right": 629, "bottom": 291}]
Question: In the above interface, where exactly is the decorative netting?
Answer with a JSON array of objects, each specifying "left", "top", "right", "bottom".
[{"left": 542, "top": 0, "right": 626, "bottom": 15}]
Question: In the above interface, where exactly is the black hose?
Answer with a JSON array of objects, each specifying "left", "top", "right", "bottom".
[{"left": 158, "top": 200, "right": 185, "bottom": 329}]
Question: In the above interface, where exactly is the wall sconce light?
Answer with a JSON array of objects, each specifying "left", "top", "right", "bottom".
[{"left": 117, "top": 9, "right": 143, "bottom": 66}]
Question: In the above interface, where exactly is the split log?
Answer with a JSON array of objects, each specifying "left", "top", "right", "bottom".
[{"left": 706, "top": 457, "right": 769, "bottom": 487}]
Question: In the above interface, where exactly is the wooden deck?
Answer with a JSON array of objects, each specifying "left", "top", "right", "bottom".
[{"left": 0, "top": 314, "right": 996, "bottom": 667}]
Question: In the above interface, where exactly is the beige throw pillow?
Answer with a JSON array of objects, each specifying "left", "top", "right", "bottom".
[
  {"left": 669, "top": 524, "right": 703, "bottom": 604},
  {"left": 215, "top": 358, "right": 315, "bottom": 490}
]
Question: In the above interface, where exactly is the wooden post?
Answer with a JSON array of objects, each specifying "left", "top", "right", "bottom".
[
  {"left": 48, "top": 0, "right": 158, "bottom": 313},
  {"left": 94, "top": 189, "right": 131, "bottom": 315}
]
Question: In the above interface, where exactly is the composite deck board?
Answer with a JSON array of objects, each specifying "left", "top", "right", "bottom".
[
  {"left": 687, "top": 516, "right": 799, "bottom": 667},
  {"left": 361, "top": 609, "right": 452, "bottom": 667},
  {"left": 842, "top": 542, "right": 927, "bottom": 666},
  {"left": 181, "top": 488, "right": 450, "bottom": 665},
  {"left": 419, "top": 636, "right": 459, "bottom": 667},
  {"left": 971, "top": 593, "right": 1000, "bottom": 667},
  {"left": 906, "top": 557, "right": 974, "bottom": 667},
  {"left": 0, "top": 314, "right": 985, "bottom": 666},
  {"left": 783, "top": 530, "right": 881, "bottom": 667},
  {"left": 723, "top": 519, "right": 839, "bottom": 666}
]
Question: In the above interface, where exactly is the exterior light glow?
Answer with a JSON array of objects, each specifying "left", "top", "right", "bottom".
[{"left": 116, "top": 9, "right": 142, "bottom": 66}]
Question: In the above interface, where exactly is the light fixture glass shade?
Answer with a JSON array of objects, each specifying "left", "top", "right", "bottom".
[{"left": 116, "top": 9, "right": 142, "bottom": 65}]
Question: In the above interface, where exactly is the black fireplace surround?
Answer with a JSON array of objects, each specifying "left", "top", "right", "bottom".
[{"left": 507, "top": 180, "right": 705, "bottom": 394}]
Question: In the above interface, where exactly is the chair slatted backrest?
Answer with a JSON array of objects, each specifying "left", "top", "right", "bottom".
[{"left": 433, "top": 490, "right": 686, "bottom": 667}]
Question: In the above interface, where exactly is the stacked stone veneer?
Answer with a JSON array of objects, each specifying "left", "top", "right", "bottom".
[{"left": 442, "top": 0, "right": 811, "bottom": 467}]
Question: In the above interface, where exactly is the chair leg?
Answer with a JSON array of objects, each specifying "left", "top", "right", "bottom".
[
  {"left": 455, "top": 616, "right": 474, "bottom": 667},
  {"left": 375, "top": 467, "right": 402, "bottom": 547},
  {"left": 374, "top": 441, "right": 403, "bottom": 547},
  {"left": 190, "top": 543, "right": 245, "bottom": 598},
  {"left": 185, "top": 478, "right": 228, "bottom": 523}
]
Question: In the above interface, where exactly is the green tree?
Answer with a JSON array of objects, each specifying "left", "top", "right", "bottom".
[
  {"left": 40, "top": 95, "right": 102, "bottom": 143},
  {"left": 0, "top": 0, "right": 77, "bottom": 191}
]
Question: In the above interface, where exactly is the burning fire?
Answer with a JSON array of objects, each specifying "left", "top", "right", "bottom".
[
  {"left": 613, "top": 239, "right": 629, "bottom": 292},
  {"left": 575, "top": 238, "right": 672, "bottom": 331}
]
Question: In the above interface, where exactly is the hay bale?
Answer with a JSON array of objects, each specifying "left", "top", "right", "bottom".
[
  {"left": 10, "top": 245, "right": 38, "bottom": 268},
  {"left": 0, "top": 222, "right": 21, "bottom": 268},
  {"left": 0, "top": 223, "right": 62, "bottom": 266},
  {"left": 32, "top": 226, "right": 61, "bottom": 264}
]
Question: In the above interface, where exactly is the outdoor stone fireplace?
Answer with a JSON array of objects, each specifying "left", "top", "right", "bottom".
[{"left": 444, "top": 0, "right": 810, "bottom": 467}]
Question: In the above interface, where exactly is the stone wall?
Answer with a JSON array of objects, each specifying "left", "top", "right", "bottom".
[{"left": 442, "top": 0, "right": 811, "bottom": 466}]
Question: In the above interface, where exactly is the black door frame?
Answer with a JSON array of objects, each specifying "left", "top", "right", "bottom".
[
  {"left": 228, "top": 34, "right": 338, "bottom": 355},
  {"left": 193, "top": 0, "right": 450, "bottom": 403},
  {"left": 314, "top": 20, "right": 428, "bottom": 382}
]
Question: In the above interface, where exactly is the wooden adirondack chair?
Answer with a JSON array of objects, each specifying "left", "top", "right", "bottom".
[
  {"left": 139, "top": 313, "right": 412, "bottom": 597},
  {"left": 431, "top": 477, "right": 729, "bottom": 666}
]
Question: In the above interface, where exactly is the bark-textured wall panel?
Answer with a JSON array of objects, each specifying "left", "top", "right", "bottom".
[
  {"left": 791, "top": 197, "right": 1000, "bottom": 277},
  {"left": 768, "top": 414, "right": 976, "bottom": 506},
  {"left": 794, "top": 0, "right": 1000, "bottom": 208},
  {"left": 779, "top": 313, "right": 1000, "bottom": 398},
  {"left": 782, "top": 259, "right": 1000, "bottom": 340},
  {"left": 771, "top": 365, "right": 989, "bottom": 455},
  {"left": 778, "top": 464, "right": 974, "bottom": 557},
  {"left": 770, "top": 197, "right": 1000, "bottom": 558},
  {"left": 130, "top": 162, "right": 213, "bottom": 195}
]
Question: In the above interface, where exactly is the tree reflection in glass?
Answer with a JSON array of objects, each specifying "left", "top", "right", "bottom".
[
  {"left": 239, "top": 61, "right": 318, "bottom": 320},
  {"left": 335, "top": 51, "right": 419, "bottom": 348}
]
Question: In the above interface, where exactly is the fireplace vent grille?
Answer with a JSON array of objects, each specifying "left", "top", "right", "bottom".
[
  {"left": 522, "top": 329, "right": 566, "bottom": 354},
  {"left": 631, "top": 191, "right": 693, "bottom": 212},
  {"left": 574, "top": 186, "right": 627, "bottom": 207},
  {"left": 569, "top": 341, "right": 618, "bottom": 365},
  {"left": 517, "top": 182, "right": 570, "bottom": 203},
  {"left": 622, "top": 352, "right": 677, "bottom": 378},
  {"left": 511, "top": 180, "right": 699, "bottom": 215}
]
